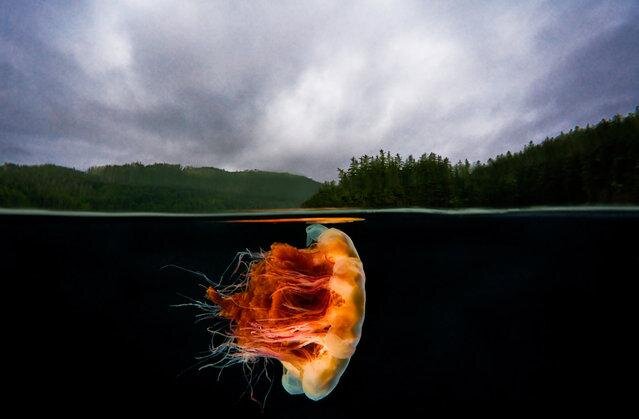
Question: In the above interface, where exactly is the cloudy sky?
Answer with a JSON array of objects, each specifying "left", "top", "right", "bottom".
[{"left": 1, "top": 0, "right": 637, "bottom": 180}]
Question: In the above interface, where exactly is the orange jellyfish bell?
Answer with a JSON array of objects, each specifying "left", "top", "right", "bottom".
[{"left": 205, "top": 224, "right": 366, "bottom": 401}]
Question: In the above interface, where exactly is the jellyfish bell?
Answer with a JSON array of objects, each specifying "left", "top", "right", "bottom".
[
  {"left": 279, "top": 225, "right": 366, "bottom": 400},
  {"left": 205, "top": 224, "right": 366, "bottom": 401}
]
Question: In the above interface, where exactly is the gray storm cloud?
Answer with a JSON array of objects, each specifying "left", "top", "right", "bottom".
[{"left": 1, "top": 0, "right": 638, "bottom": 180}]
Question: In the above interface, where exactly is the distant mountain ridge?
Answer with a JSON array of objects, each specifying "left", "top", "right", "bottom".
[{"left": 0, "top": 163, "right": 321, "bottom": 212}]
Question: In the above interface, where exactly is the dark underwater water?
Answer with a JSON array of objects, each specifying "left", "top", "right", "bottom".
[{"left": 3, "top": 208, "right": 637, "bottom": 415}]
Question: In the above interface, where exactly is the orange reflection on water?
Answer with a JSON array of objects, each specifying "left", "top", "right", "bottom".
[{"left": 226, "top": 217, "right": 364, "bottom": 224}]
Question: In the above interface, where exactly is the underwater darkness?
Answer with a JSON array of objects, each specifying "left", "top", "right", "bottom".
[{"left": 3, "top": 209, "right": 638, "bottom": 415}]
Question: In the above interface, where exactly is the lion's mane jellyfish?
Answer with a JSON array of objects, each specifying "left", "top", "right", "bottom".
[{"left": 203, "top": 224, "right": 365, "bottom": 401}]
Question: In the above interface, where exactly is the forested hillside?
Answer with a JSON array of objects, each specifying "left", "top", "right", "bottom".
[
  {"left": 0, "top": 163, "right": 320, "bottom": 212},
  {"left": 3, "top": 110, "right": 637, "bottom": 212},
  {"left": 303, "top": 109, "right": 639, "bottom": 208}
]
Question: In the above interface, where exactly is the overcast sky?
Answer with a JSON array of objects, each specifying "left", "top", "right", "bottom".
[{"left": 1, "top": 0, "right": 637, "bottom": 180}]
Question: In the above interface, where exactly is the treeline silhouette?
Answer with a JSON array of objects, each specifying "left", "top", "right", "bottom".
[
  {"left": 303, "top": 109, "right": 639, "bottom": 208},
  {"left": 0, "top": 163, "right": 320, "bottom": 212}
]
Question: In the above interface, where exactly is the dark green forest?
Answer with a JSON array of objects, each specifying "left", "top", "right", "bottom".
[
  {"left": 0, "top": 163, "right": 320, "bottom": 212},
  {"left": 303, "top": 109, "right": 639, "bottom": 208},
  {"left": 2, "top": 110, "right": 638, "bottom": 212}
]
